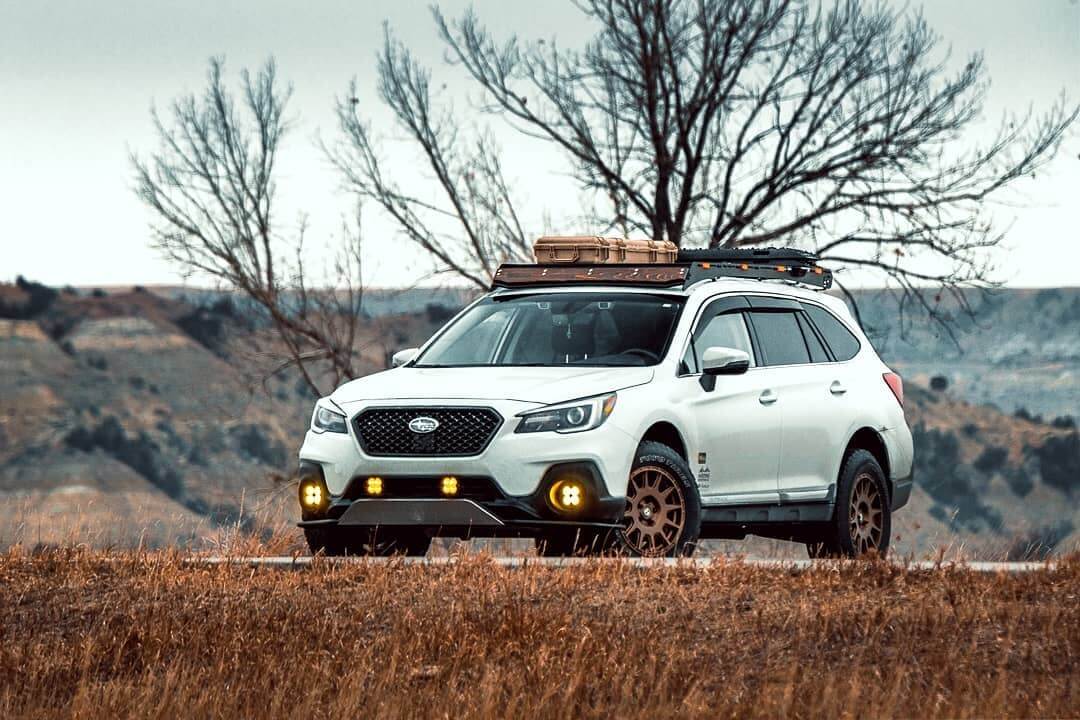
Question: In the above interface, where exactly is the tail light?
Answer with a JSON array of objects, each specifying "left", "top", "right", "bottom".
[{"left": 883, "top": 372, "right": 903, "bottom": 407}]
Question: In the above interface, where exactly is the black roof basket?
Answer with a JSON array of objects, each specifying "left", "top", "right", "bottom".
[
  {"left": 490, "top": 246, "right": 831, "bottom": 291},
  {"left": 679, "top": 246, "right": 831, "bottom": 290},
  {"left": 677, "top": 246, "right": 818, "bottom": 265}
]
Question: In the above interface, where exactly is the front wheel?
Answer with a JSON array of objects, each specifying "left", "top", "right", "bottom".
[
  {"left": 614, "top": 441, "right": 702, "bottom": 557},
  {"left": 305, "top": 527, "right": 432, "bottom": 557},
  {"left": 806, "top": 449, "right": 891, "bottom": 559}
]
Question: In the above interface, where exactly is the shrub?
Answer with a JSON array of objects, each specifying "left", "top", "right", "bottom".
[
  {"left": 911, "top": 423, "right": 1003, "bottom": 533},
  {"left": 1005, "top": 468, "right": 1035, "bottom": 498},
  {"left": 1013, "top": 407, "right": 1043, "bottom": 424},
  {"left": 64, "top": 416, "right": 184, "bottom": 499},
  {"left": 973, "top": 445, "right": 1008, "bottom": 474},
  {"left": 0, "top": 276, "right": 58, "bottom": 320},
  {"left": 1030, "top": 432, "right": 1080, "bottom": 495},
  {"left": 228, "top": 423, "right": 287, "bottom": 468},
  {"left": 1005, "top": 520, "right": 1075, "bottom": 560}
]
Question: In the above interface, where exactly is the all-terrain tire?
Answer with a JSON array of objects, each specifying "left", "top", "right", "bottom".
[
  {"left": 614, "top": 441, "right": 702, "bottom": 557},
  {"left": 806, "top": 449, "right": 891, "bottom": 559},
  {"left": 305, "top": 527, "right": 432, "bottom": 557}
]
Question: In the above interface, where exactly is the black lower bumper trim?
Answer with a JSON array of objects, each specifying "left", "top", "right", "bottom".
[{"left": 338, "top": 498, "right": 503, "bottom": 527}]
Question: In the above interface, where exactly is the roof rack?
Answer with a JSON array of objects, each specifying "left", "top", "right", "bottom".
[{"left": 491, "top": 246, "right": 831, "bottom": 291}]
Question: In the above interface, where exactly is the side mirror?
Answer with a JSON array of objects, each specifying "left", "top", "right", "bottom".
[
  {"left": 391, "top": 347, "right": 420, "bottom": 368},
  {"left": 702, "top": 346, "right": 750, "bottom": 375}
]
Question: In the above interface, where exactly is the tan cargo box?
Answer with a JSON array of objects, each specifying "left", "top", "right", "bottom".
[{"left": 533, "top": 236, "right": 679, "bottom": 265}]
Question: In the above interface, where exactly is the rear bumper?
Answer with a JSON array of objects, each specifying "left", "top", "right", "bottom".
[{"left": 891, "top": 470, "right": 913, "bottom": 511}]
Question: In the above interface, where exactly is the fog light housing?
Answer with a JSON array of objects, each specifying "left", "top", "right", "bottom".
[
  {"left": 365, "top": 477, "right": 384, "bottom": 496},
  {"left": 298, "top": 475, "right": 328, "bottom": 514},
  {"left": 441, "top": 476, "right": 459, "bottom": 495},
  {"left": 548, "top": 478, "right": 585, "bottom": 513}
]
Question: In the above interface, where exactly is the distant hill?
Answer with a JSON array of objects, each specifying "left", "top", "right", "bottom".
[
  {"left": 0, "top": 278, "right": 1076, "bottom": 556},
  {"left": 851, "top": 287, "right": 1080, "bottom": 420}
]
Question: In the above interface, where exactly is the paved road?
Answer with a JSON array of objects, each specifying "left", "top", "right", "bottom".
[{"left": 186, "top": 556, "right": 1056, "bottom": 572}]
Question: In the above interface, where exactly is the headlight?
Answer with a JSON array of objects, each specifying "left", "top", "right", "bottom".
[
  {"left": 311, "top": 402, "right": 348, "bottom": 434},
  {"left": 515, "top": 393, "right": 617, "bottom": 434}
]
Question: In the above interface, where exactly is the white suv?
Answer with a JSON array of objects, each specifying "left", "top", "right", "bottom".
[{"left": 296, "top": 249, "right": 913, "bottom": 558}]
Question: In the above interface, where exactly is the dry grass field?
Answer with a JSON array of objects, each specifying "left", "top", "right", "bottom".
[{"left": 1, "top": 550, "right": 1077, "bottom": 719}]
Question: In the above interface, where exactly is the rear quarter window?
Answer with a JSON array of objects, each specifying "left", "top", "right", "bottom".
[{"left": 803, "top": 304, "right": 861, "bottom": 361}]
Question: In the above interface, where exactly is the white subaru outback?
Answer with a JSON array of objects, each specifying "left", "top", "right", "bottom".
[{"left": 296, "top": 248, "right": 913, "bottom": 558}]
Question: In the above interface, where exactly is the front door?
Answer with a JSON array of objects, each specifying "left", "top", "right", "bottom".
[{"left": 676, "top": 298, "right": 781, "bottom": 504}]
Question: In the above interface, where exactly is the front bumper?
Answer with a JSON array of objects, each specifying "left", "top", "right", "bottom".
[
  {"left": 296, "top": 460, "right": 625, "bottom": 536},
  {"left": 298, "top": 398, "right": 638, "bottom": 534}
]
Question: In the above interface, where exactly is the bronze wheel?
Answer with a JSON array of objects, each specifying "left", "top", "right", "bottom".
[
  {"left": 849, "top": 472, "right": 884, "bottom": 554},
  {"left": 621, "top": 465, "right": 687, "bottom": 557},
  {"left": 807, "top": 449, "right": 891, "bottom": 559}
]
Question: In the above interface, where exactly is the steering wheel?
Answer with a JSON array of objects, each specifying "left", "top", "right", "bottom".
[{"left": 619, "top": 348, "right": 661, "bottom": 364}]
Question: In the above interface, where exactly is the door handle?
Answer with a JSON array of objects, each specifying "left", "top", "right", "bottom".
[
  {"left": 759, "top": 389, "right": 778, "bottom": 405},
  {"left": 830, "top": 381, "right": 847, "bottom": 395}
]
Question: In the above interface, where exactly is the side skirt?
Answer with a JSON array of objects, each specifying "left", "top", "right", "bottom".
[{"left": 700, "top": 501, "right": 834, "bottom": 542}]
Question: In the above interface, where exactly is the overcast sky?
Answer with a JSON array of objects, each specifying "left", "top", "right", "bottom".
[{"left": 2, "top": 0, "right": 1078, "bottom": 289}]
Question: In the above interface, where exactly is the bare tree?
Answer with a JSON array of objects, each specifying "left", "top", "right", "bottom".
[
  {"left": 132, "top": 58, "right": 363, "bottom": 396},
  {"left": 326, "top": 27, "right": 533, "bottom": 290},
  {"left": 335, "top": 0, "right": 1074, "bottom": 330}
]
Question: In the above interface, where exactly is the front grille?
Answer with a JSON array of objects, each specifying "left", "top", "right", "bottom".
[{"left": 353, "top": 407, "right": 503, "bottom": 456}]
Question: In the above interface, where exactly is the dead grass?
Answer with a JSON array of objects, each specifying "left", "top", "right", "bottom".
[{"left": 1, "top": 550, "right": 1077, "bottom": 719}]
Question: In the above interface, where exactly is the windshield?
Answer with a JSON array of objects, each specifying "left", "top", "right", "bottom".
[{"left": 414, "top": 292, "right": 685, "bottom": 367}]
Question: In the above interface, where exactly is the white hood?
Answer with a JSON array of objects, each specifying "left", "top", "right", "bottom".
[{"left": 331, "top": 365, "right": 654, "bottom": 407}]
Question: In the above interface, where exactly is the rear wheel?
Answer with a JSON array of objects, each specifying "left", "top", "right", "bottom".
[
  {"left": 614, "top": 441, "right": 701, "bottom": 557},
  {"left": 806, "top": 449, "right": 891, "bottom": 559},
  {"left": 304, "top": 527, "right": 432, "bottom": 557}
]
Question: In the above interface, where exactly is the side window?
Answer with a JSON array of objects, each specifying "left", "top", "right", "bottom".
[
  {"left": 748, "top": 311, "right": 810, "bottom": 366},
  {"left": 796, "top": 312, "right": 830, "bottom": 363},
  {"left": 683, "top": 312, "right": 754, "bottom": 374},
  {"left": 803, "top": 304, "right": 861, "bottom": 361}
]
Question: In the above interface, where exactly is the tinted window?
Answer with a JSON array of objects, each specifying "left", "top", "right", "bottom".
[
  {"left": 803, "top": 305, "right": 860, "bottom": 361},
  {"left": 749, "top": 311, "right": 810, "bottom": 366},
  {"left": 415, "top": 293, "right": 684, "bottom": 367},
  {"left": 796, "top": 313, "right": 830, "bottom": 363},
  {"left": 683, "top": 312, "right": 754, "bottom": 373}
]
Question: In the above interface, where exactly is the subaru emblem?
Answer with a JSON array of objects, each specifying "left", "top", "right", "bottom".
[{"left": 408, "top": 416, "right": 440, "bottom": 434}]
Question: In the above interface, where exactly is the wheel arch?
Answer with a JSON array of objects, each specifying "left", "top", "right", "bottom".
[
  {"left": 842, "top": 426, "right": 892, "bottom": 498},
  {"left": 639, "top": 420, "right": 688, "bottom": 462}
]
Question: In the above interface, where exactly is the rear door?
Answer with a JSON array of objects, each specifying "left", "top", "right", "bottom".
[
  {"left": 773, "top": 302, "right": 865, "bottom": 498},
  {"left": 749, "top": 300, "right": 857, "bottom": 501}
]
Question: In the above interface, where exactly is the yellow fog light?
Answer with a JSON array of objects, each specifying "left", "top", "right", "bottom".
[
  {"left": 299, "top": 478, "right": 325, "bottom": 511},
  {"left": 365, "top": 477, "right": 384, "bottom": 496},
  {"left": 548, "top": 479, "right": 585, "bottom": 513},
  {"left": 441, "top": 476, "right": 459, "bottom": 496}
]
